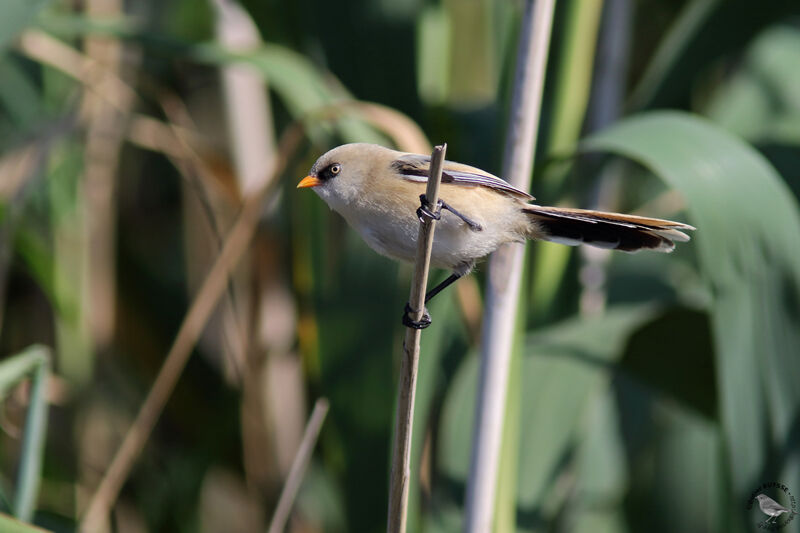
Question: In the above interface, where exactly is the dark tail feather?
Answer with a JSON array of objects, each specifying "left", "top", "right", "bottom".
[{"left": 523, "top": 205, "right": 695, "bottom": 253}]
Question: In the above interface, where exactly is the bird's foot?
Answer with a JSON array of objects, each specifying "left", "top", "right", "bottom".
[
  {"left": 402, "top": 302, "right": 431, "bottom": 329},
  {"left": 416, "top": 194, "right": 442, "bottom": 223}
]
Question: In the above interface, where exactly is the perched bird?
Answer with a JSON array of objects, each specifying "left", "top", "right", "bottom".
[
  {"left": 298, "top": 143, "right": 694, "bottom": 327},
  {"left": 755, "top": 494, "right": 798, "bottom": 523}
]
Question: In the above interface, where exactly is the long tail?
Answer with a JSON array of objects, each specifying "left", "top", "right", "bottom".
[{"left": 523, "top": 205, "right": 695, "bottom": 253}]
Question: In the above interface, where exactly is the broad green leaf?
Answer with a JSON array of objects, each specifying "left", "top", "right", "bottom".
[
  {"left": 613, "top": 375, "right": 724, "bottom": 533},
  {"left": 583, "top": 111, "right": 800, "bottom": 503},
  {"left": 514, "top": 307, "right": 657, "bottom": 515},
  {"left": 438, "top": 303, "right": 725, "bottom": 532},
  {"left": 645, "top": 405, "right": 722, "bottom": 533},
  {"left": 570, "top": 392, "right": 628, "bottom": 533},
  {"left": 620, "top": 307, "right": 716, "bottom": 419},
  {"left": 437, "top": 306, "right": 656, "bottom": 529}
]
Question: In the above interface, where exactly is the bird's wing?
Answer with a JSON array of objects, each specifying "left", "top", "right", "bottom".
[{"left": 391, "top": 153, "right": 534, "bottom": 200}]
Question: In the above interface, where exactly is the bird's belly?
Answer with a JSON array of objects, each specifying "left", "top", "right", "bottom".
[
  {"left": 361, "top": 224, "right": 417, "bottom": 262},
  {"left": 348, "top": 212, "right": 418, "bottom": 263},
  {"left": 349, "top": 208, "right": 516, "bottom": 271},
  {"left": 430, "top": 218, "right": 514, "bottom": 270}
]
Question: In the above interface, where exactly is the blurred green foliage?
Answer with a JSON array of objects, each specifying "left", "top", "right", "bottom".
[{"left": 0, "top": 1, "right": 799, "bottom": 532}]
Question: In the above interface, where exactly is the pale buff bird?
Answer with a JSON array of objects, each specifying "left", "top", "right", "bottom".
[{"left": 298, "top": 143, "right": 694, "bottom": 327}]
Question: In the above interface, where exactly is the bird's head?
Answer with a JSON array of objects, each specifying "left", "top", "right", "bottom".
[{"left": 297, "top": 143, "right": 393, "bottom": 211}]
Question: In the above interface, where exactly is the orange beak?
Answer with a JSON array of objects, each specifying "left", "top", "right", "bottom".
[{"left": 297, "top": 175, "right": 322, "bottom": 189}]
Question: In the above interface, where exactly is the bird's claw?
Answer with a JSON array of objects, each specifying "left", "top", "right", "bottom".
[
  {"left": 402, "top": 302, "right": 432, "bottom": 329},
  {"left": 416, "top": 194, "right": 442, "bottom": 223}
]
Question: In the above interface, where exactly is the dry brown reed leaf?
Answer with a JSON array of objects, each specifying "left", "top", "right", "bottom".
[{"left": 79, "top": 120, "right": 307, "bottom": 533}]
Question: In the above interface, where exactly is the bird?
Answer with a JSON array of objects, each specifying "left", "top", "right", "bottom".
[
  {"left": 755, "top": 494, "right": 798, "bottom": 523},
  {"left": 297, "top": 143, "right": 694, "bottom": 328}
]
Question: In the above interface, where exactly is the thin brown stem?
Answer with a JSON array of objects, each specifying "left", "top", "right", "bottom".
[
  {"left": 267, "top": 398, "right": 330, "bottom": 533},
  {"left": 387, "top": 144, "right": 447, "bottom": 533}
]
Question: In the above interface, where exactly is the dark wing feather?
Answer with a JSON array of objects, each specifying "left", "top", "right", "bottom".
[{"left": 391, "top": 154, "right": 534, "bottom": 200}]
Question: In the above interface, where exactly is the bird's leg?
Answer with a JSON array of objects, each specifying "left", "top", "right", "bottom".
[
  {"left": 416, "top": 194, "right": 482, "bottom": 232},
  {"left": 404, "top": 196, "right": 470, "bottom": 329},
  {"left": 425, "top": 273, "right": 461, "bottom": 303},
  {"left": 402, "top": 273, "right": 463, "bottom": 329},
  {"left": 439, "top": 200, "right": 483, "bottom": 232}
]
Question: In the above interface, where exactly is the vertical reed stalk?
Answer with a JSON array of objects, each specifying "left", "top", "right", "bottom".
[
  {"left": 82, "top": 0, "right": 132, "bottom": 352},
  {"left": 464, "top": 1, "right": 556, "bottom": 531},
  {"left": 387, "top": 144, "right": 447, "bottom": 533}
]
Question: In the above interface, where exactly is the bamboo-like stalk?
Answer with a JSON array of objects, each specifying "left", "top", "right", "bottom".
[
  {"left": 387, "top": 144, "right": 447, "bottom": 533},
  {"left": 463, "top": 1, "right": 556, "bottom": 531}
]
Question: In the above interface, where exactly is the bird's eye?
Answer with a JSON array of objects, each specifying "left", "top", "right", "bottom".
[{"left": 330, "top": 164, "right": 341, "bottom": 175}]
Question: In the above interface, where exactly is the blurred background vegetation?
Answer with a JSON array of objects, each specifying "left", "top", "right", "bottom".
[{"left": 1, "top": 0, "right": 800, "bottom": 532}]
